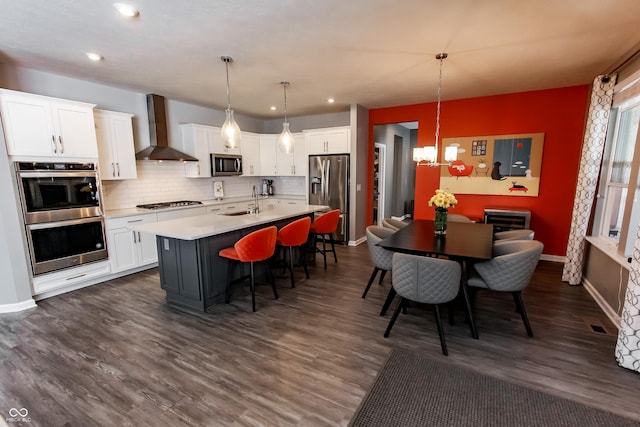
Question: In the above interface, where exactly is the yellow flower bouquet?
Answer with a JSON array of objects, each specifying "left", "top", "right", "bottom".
[{"left": 428, "top": 189, "right": 457, "bottom": 209}]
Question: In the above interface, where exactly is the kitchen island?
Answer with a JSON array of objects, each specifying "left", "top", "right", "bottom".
[{"left": 130, "top": 204, "right": 328, "bottom": 312}]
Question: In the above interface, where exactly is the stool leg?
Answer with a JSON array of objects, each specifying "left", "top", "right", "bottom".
[
  {"left": 288, "top": 246, "right": 295, "bottom": 288},
  {"left": 321, "top": 234, "right": 327, "bottom": 269},
  {"left": 330, "top": 236, "right": 337, "bottom": 263},
  {"left": 249, "top": 261, "right": 256, "bottom": 312},
  {"left": 225, "top": 260, "right": 235, "bottom": 304},
  {"left": 299, "top": 246, "right": 309, "bottom": 279},
  {"left": 268, "top": 262, "right": 278, "bottom": 300}
]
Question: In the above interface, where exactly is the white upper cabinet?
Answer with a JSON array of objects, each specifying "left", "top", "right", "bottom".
[
  {"left": 241, "top": 131, "right": 261, "bottom": 176},
  {"left": 210, "top": 126, "right": 241, "bottom": 155},
  {"left": 305, "top": 126, "right": 350, "bottom": 154},
  {"left": 0, "top": 89, "right": 98, "bottom": 159},
  {"left": 94, "top": 109, "right": 137, "bottom": 180},
  {"left": 181, "top": 123, "right": 212, "bottom": 178},
  {"left": 259, "top": 134, "right": 278, "bottom": 176},
  {"left": 292, "top": 132, "right": 307, "bottom": 176}
]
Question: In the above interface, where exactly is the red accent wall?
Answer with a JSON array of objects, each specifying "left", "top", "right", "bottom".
[{"left": 368, "top": 85, "right": 590, "bottom": 256}]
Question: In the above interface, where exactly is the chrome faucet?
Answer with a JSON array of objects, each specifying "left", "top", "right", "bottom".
[{"left": 250, "top": 185, "right": 260, "bottom": 214}]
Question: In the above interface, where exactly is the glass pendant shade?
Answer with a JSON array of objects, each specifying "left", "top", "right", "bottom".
[
  {"left": 221, "top": 108, "right": 241, "bottom": 149},
  {"left": 278, "top": 122, "right": 295, "bottom": 154}
]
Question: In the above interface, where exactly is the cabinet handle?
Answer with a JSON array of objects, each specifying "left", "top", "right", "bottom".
[
  {"left": 51, "top": 135, "right": 57, "bottom": 153},
  {"left": 127, "top": 219, "right": 143, "bottom": 223},
  {"left": 58, "top": 136, "right": 64, "bottom": 153},
  {"left": 117, "top": 162, "right": 120, "bottom": 177},
  {"left": 133, "top": 230, "right": 137, "bottom": 243},
  {"left": 112, "top": 162, "right": 116, "bottom": 177},
  {"left": 66, "top": 273, "right": 86, "bottom": 281},
  {"left": 138, "top": 232, "right": 141, "bottom": 241}
]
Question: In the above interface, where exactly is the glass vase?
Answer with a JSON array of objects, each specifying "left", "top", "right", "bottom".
[{"left": 434, "top": 207, "right": 448, "bottom": 235}]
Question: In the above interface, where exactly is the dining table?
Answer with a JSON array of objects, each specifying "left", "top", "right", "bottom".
[{"left": 377, "top": 219, "right": 494, "bottom": 339}]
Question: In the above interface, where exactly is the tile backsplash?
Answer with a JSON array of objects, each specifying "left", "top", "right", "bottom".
[{"left": 101, "top": 161, "right": 306, "bottom": 210}]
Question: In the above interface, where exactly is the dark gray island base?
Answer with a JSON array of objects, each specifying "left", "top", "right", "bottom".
[{"left": 137, "top": 206, "right": 325, "bottom": 311}]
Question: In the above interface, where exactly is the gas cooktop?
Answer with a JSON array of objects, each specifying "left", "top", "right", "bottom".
[{"left": 136, "top": 200, "right": 202, "bottom": 210}]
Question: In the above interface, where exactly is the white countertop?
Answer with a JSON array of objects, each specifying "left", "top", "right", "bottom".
[
  {"left": 104, "top": 194, "right": 306, "bottom": 219},
  {"left": 129, "top": 204, "right": 328, "bottom": 240}
]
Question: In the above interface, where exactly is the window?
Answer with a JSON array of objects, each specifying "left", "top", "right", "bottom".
[{"left": 594, "top": 99, "right": 640, "bottom": 256}]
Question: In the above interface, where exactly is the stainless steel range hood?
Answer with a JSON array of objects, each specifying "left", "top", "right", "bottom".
[{"left": 135, "top": 94, "right": 197, "bottom": 161}]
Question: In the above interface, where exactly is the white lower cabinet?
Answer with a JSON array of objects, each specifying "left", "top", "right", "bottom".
[
  {"left": 32, "top": 261, "right": 110, "bottom": 297},
  {"left": 106, "top": 214, "right": 158, "bottom": 273}
]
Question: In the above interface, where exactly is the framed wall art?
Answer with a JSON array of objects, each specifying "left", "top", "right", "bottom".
[{"left": 439, "top": 132, "right": 545, "bottom": 196}]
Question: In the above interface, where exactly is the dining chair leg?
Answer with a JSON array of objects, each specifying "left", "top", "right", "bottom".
[
  {"left": 380, "top": 287, "right": 396, "bottom": 316},
  {"left": 513, "top": 291, "right": 533, "bottom": 337},
  {"left": 249, "top": 262, "right": 256, "bottom": 312},
  {"left": 379, "top": 270, "right": 387, "bottom": 284},
  {"left": 384, "top": 298, "right": 405, "bottom": 338},
  {"left": 362, "top": 267, "right": 380, "bottom": 298},
  {"left": 460, "top": 264, "right": 479, "bottom": 339},
  {"left": 433, "top": 304, "right": 448, "bottom": 356}
]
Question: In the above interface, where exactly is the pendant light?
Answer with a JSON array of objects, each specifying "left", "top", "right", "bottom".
[
  {"left": 413, "top": 53, "right": 457, "bottom": 166},
  {"left": 220, "top": 56, "right": 241, "bottom": 149},
  {"left": 278, "top": 81, "right": 295, "bottom": 154}
]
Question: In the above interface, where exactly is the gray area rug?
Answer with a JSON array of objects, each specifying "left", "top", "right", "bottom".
[{"left": 349, "top": 349, "right": 640, "bottom": 427}]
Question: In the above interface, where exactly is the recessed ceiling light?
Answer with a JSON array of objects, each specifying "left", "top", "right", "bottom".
[
  {"left": 113, "top": 3, "right": 139, "bottom": 17},
  {"left": 86, "top": 52, "right": 104, "bottom": 61},
  {"left": 270, "top": 106, "right": 277, "bottom": 111},
  {"left": 327, "top": 98, "right": 335, "bottom": 104}
]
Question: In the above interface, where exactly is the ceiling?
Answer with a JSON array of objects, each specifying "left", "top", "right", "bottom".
[{"left": 0, "top": 0, "right": 639, "bottom": 119}]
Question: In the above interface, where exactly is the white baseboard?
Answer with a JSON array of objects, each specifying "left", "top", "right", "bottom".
[
  {"left": 582, "top": 277, "right": 621, "bottom": 330},
  {"left": 0, "top": 298, "right": 37, "bottom": 313},
  {"left": 541, "top": 254, "right": 566, "bottom": 262},
  {"left": 349, "top": 236, "right": 367, "bottom": 246}
]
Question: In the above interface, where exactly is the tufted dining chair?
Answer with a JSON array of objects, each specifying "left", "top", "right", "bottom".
[
  {"left": 383, "top": 252, "right": 461, "bottom": 355},
  {"left": 382, "top": 218, "right": 408, "bottom": 231},
  {"left": 447, "top": 213, "right": 472, "bottom": 223},
  {"left": 467, "top": 239, "right": 543, "bottom": 337},
  {"left": 493, "top": 229, "right": 535, "bottom": 241},
  {"left": 362, "top": 225, "right": 396, "bottom": 299}
]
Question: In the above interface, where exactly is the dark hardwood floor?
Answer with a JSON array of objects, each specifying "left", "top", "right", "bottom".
[{"left": 1, "top": 244, "right": 638, "bottom": 426}]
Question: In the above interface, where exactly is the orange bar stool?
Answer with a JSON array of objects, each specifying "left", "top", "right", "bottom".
[
  {"left": 276, "top": 216, "right": 311, "bottom": 288},
  {"left": 219, "top": 225, "right": 278, "bottom": 312},
  {"left": 309, "top": 209, "right": 340, "bottom": 269}
]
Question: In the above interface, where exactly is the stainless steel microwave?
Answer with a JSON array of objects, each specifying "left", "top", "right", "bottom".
[{"left": 211, "top": 153, "right": 242, "bottom": 176}]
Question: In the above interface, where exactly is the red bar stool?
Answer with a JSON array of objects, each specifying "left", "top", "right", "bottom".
[
  {"left": 309, "top": 209, "right": 340, "bottom": 269},
  {"left": 276, "top": 216, "right": 311, "bottom": 288},
  {"left": 219, "top": 226, "right": 278, "bottom": 312}
]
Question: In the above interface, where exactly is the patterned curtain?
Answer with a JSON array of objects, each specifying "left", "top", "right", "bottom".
[
  {"left": 561, "top": 76, "right": 616, "bottom": 285},
  {"left": 616, "top": 228, "right": 640, "bottom": 372}
]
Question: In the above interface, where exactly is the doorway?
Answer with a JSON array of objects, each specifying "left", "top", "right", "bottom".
[
  {"left": 372, "top": 122, "right": 418, "bottom": 222},
  {"left": 373, "top": 143, "right": 386, "bottom": 225}
]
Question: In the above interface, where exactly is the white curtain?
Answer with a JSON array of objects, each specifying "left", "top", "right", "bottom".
[
  {"left": 561, "top": 76, "right": 616, "bottom": 285},
  {"left": 616, "top": 227, "right": 640, "bottom": 372}
]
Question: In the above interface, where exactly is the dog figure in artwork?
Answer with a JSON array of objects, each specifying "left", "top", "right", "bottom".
[{"left": 491, "top": 162, "right": 507, "bottom": 180}]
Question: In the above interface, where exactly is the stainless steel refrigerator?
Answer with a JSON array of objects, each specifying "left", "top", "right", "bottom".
[{"left": 309, "top": 154, "right": 349, "bottom": 244}]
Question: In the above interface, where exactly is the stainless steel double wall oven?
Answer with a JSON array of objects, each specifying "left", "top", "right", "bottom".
[{"left": 15, "top": 162, "right": 108, "bottom": 275}]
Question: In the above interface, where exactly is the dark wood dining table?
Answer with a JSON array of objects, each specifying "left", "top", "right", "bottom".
[{"left": 377, "top": 219, "right": 494, "bottom": 339}]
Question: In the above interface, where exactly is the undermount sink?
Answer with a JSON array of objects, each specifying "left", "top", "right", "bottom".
[{"left": 220, "top": 211, "right": 251, "bottom": 216}]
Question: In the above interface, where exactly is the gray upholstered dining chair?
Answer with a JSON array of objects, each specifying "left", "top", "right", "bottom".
[
  {"left": 493, "top": 229, "right": 534, "bottom": 241},
  {"left": 467, "top": 239, "right": 543, "bottom": 337},
  {"left": 362, "top": 226, "right": 395, "bottom": 298},
  {"left": 447, "top": 213, "right": 472, "bottom": 223},
  {"left": 384, "top": 252, "right": 461, "bottom": 355},
  {"left": 382, "top": 218, "right": 408, "bottom": 231}
]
